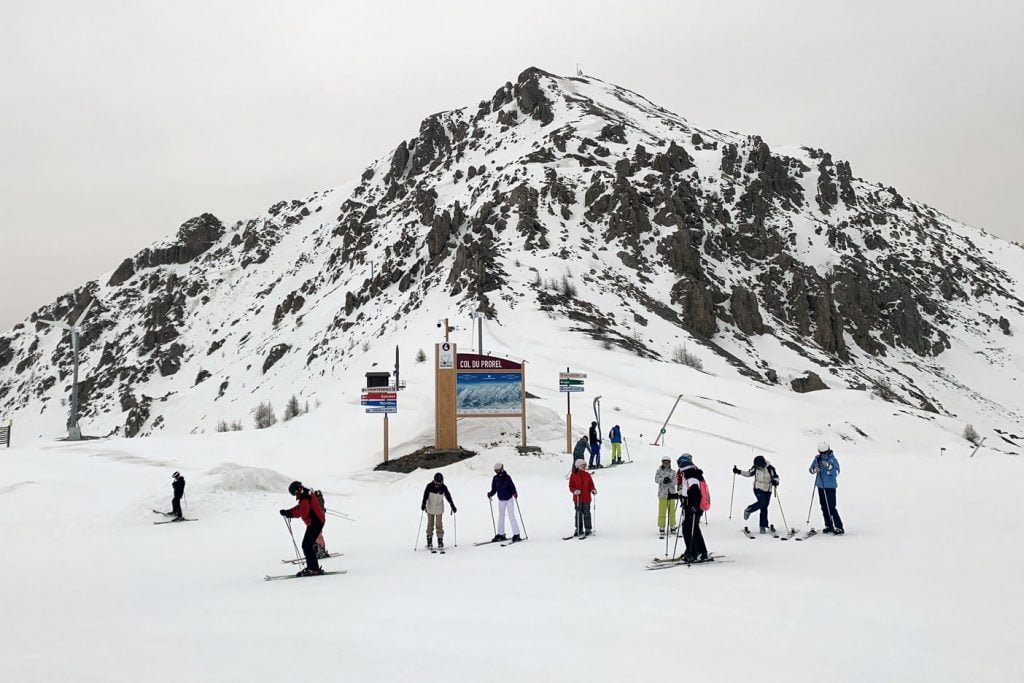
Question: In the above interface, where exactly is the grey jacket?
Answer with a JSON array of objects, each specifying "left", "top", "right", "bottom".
[
  {"left": 655, "top": 465, "right": 677, "bottom": 498},
  {"left": 739, "top": 463, "right": 778, "bottom": 493}
]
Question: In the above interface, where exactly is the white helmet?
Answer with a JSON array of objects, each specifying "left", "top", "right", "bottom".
[
  {"left": 575, "top": 459, "right": 586, "bottom": 468},
  {"left": 817, "top": 441, "right": 830, "bottom": 453},
  {"left": 493, "top": 462, "right": 503, "bottom": 471}
]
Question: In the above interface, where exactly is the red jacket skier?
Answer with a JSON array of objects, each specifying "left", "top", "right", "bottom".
[
  {"left": 279, "top": 481, "right": 326, "bottom": 576},
  {"left": 568, "top": 459, "right": 597, "bottom": 537}
]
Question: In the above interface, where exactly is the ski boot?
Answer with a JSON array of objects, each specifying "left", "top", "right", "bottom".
[
  {"left": 296, "top": 567, "right": 325, "bottom": 577},
  {"left": 510, "top": 534, "right": 522, "bottom": 543},
  {"left": 491, "top": 534, "right": 507, "bottom": 542},
  {"left": 426, "top": 536, "right": 433, "bottom": 549},
  {"left": 437, "top": 538, "right": 444, "bottom": 549}
]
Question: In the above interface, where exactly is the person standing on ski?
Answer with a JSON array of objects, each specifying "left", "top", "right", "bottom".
[
  {"left": 171, "top": 471, "right": 185, "bottom": 520},
  {"left": 588, "top": 421, "right": 602, "bottom": 468},
  {"left": 669, "top": 454, "right": 709, "bottom": 562},
  {"left": 608, "top": 425, "right": 623, "bottom": 465},
  {"left": 809, "top": 442, "right": 844, "bottom": 534},
  {"left": 421, "top": 472, "right": 457, "bottom": 550},
  {"left": 280, "top": 481, "right": 326, "bottom": 576},
  {"left": 487, "top": 463, "right": 521, "bottom": 543},
  {"left": 733, "top": 456, "right": 779, "bottom": 534},
  {"left": 568, "top": 459, "right": 597, "bottom": 537},
  {"left": 655, "top": 456, "right": 677, "bottom": 534},
  {"left": 572, "top": 435, "right": 589, "bottom": 470}
]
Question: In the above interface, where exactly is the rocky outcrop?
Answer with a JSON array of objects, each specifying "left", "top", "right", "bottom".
[
  {"left": 730, "top": 286, "right": 765, "bottom": 335},
  {"left": 791, "top": 371, "right": 828, "bottom": 393}
]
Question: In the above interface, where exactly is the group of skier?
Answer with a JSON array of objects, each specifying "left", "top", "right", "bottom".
[
  {"left": 573, "top": 422, "right": 626, "bottom": 469},
  {"left": 161, "top": 426, "right": 844, "bottom": 576}
]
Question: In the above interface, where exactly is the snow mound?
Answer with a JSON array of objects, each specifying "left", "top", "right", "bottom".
[{"left": 205, "top": 463, "right": 293, "bottom": 493}]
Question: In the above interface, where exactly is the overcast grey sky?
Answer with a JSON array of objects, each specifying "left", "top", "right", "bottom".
[{"left": 2, "top": 1, "right": 1022, "bottom": 330}]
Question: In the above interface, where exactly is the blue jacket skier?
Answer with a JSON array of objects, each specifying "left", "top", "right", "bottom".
[
  {"left": 608, "top": 425, "right": 623, "bottom": 465},
  {"left": 588, "top": 422, "right": 602, "bottom": 468},
  {"left": 809, "top": 442, "right": 844, "bottom": 534},
  {"left": 487, "top": 463, "right": 521, "bottom": 542}
]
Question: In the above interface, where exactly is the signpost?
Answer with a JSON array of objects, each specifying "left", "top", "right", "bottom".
[
  {"left": 559, "top": 369, "right": 586, "bottom": 453},
  {"left": 0, "top": 420, "right": 11, "bottom": 448},
  {"left": 362, "top": 389, "right": 398, "bottom": 462}
]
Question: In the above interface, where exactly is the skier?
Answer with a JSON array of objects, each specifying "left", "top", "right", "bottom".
[
  {"left": 809, "top": 442, "right": 844, "bottom": 534},
  {"left": 421, "top": 472, "right": 457, "bottom": 550},
  {"left": 733, "top": 456, "right": 779, "bottom": 534},
  {"left": 487, "top": 463, "right": 521, "bottom": 543},
  {"left": 171, "top": 471, "right": 185, "bottom": 520},
  {"left": 608, "top": 424, "right": 623, "bottom": 465},
  {"left": 655, "top": 455, "right": 677, "bottom": 534},
  {"left": 588, "top": 421, "right": 602, "bottom": 468},
  {"left": 668, "top": 454, "right": 709, "bottom": 562},
  {"left": 568, "top": 459, "right": 597, "bottom": 537},
  {"left": 572, "top": 435, "right": 589, "bottom": 469},
  {"left": 279, "top": 481, "right": 326, "bottom": 576}
]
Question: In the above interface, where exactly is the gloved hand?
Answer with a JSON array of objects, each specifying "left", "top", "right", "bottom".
[
  {"left": 279, "top": 509, "right": 290, "bottom": 517},
  {"left": 514, "top": 494, "right": 518, "bottom": 499},
  {"left": 732, "top": 466, "right": 741, "bottom": 475},
  {"left": 667, "top": 493, "right": 680, "bottom": 500},
  {"left": 451, "top": 507, "right": 457, "bottom": 514},
  {"left": 771, "top": 478, "right": 779, "bottom": 486},
  {"left": 574, "top": 489, "right": 582, "bottom": 495},
  {"left": 662, "top": 476, "right": 671, "bottom": 484},
  {"left": 487, "top": 492, "right": 494, "bottom": 498},
  {"left": 420, "top": 504, "right": 426, "bottom": 512}
]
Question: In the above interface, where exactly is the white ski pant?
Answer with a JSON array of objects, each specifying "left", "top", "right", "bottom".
[{"left": 497, "top": 498, "right": 520, "bottom": 536}]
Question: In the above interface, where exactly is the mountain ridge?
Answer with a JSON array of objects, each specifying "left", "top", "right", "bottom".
[{"left": 0, "top": 67, "right": 1020, "bottom": 446}]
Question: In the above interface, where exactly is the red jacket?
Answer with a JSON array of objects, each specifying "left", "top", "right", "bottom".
[
  {"left": 568, "top": 470, "right": 596, "bottom": 503},
  {"left": 286, "top": 491, "right": 325, "bottom": 526}
]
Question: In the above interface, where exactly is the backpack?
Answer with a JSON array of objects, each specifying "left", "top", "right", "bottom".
[
  {"left": 312, "top": 489, "right": 326, "bottom": 521},
  {"left": 699, "top": 479, "right": 711, "bottom": 511}
]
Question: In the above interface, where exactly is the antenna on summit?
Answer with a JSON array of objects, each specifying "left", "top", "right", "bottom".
[{"left": 576, "top": 63, "right": 583, "bottom": 77}]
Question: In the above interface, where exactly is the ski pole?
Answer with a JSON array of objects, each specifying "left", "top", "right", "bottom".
[
  {"left": 515, "top": 498, "right": 528, "bottom": 539},
  {"left": 326, "top": 507, "right": 357, "bottom": 522},
  {"left": 806, "top": 482, "right": 816, "bottom": 524},
  {"left": 488, "top": 497, "right": 496, "bottom": 536},
  {"left": 728, "top": 471, "right": 736, "bottom": 520},
  {"left": 624, "top": 436, "right": 633, "bottom": 463},
  {"left": 452, "top": 510, "right": 458, "bottom": 547},
  {"left": 284, "top": 517, "right": 301, "bottom": 559},
  {"left": 774, "top": 486, "right": 790, "bottom": 535},
  {"left": 414, "top": 508, "right": 424, "bottom": 551},
  {"left": 664, "top": 498, "right": 672, "bottom": 557},
  {"left": 592, "top": 493, "right": 597, "bottom": 536},
  {"left": 672, "top": 503, "right": 683, "bottom": 559}
]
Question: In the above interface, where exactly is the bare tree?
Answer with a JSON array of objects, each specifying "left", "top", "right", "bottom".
[
  {"left": 963, "top": 423, "right": 981, "bottom": 445},
  {"left": 415, "top": 348, "right": 427, "bottom": 363},
  {"left": 253, "top": 402, "right": 277, "bottom": 429},
  {"left": 283, "top": 395, "right": 302, "bottom": 421}
]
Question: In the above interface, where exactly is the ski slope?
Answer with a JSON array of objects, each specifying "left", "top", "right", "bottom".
[{"left": 2, "top": 328, "right": 1021, "bottom": 682}]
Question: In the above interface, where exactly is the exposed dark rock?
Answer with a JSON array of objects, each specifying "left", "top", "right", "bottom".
[
  {"left": 671, "top": 278, "right": 718, "bottom": 339},
  {"left": 158, "top": 343, "right": 186, "bottom": 376},
  {"left": 514, "top": 67, "right": 555, "bottom": 125},
  {"left": 107, "top": 258, "right": 135, "bottom": 286},
  {"left": 262, "top": 344, "right": 291, "bottom": 374},
  {"left": 730, "top": 286, "right": 765, "bottom": 335},
  {"left": 195, "top": 369, "right": 211, "bottom": 385},
  {"left": 999, "top": 316, "right": 1012, "bottom": 335},
  {"left": 791, "top": 371, "right": 829, "bottom": 393}
]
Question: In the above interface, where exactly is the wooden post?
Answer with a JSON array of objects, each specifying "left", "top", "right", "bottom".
[
  {"left": 383, "top": 413, "right": 389, "bottom": 463},
  {"left": 565, "top": 366, "right": 572, "bottom": 453},
  {"left": 520, "top": 361, "right": 527, "bottom": 448},
  {"left": 435, "top": 342, "right": 458, "bottom": 449}
]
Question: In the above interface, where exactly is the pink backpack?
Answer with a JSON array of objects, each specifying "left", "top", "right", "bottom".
[{"left": 699, "top": 480, "right": 711, "bottom": 511}]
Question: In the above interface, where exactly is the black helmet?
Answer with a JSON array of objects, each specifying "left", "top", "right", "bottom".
[
  {"left": 753, "top": 455, "right": 766, "bottom": 468},
  {"left": 288, "top": 481, "right": 303, "bottom": 495},
  {"left": 433, "top": 472, "right": 444, "bottom": 483},
  {"left": 172, "top": 471, "right": 180, "bottom": 479}
]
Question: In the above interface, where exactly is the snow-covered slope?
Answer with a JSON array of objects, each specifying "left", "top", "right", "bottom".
[
  {"left": 0, "top": 67, "right": 1021, "bottom": 453},
  {"left": 1, "top": 335, "right": 1020, "bottom": 682}
]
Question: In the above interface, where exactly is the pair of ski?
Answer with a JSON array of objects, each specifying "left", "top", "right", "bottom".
[
  {"left": 264, "top": 570, "right": 347, "bottom": 581},
  {"left": 562, "top": 532, "right": 595, "bottom": 540},
  {"left": 795, "top": 528, "right": 818, "bottom": 541},
  {"left": 473, "top": 538, "right": 527, "bottom": 548},
  {"left": 742, "top": 526, "right": 798, "bottom": 540},
  {"left": 281, "top": 553, "right": 343, "bottom": 564},
  {"left": 152, "top": 509, "right": 197, "bottom": 524},
  {"left": 646, "top": 553, "right": 730, "bottom": 570}
]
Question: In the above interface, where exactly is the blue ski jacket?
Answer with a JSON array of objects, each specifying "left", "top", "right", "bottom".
[
  {"left": 609, "top": 426, "right": 622, "bottom": 443},
  {"left": 809, "top": 451, "right": 840, "bottom": 488},
  {"left": 488, "top": 472, "right": 518, "bottom": 501}
]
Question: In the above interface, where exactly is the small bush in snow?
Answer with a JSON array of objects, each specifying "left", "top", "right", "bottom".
[
  {"left": 283, "top": 395, "right": 301, "bottom": 421},
  {"left": 230, "top": 420, "right": 243, "bottom": 431},
  {"left": 532, "top": 271, "right": 542, "bottom": 287},
  {"left": 361, "top": 341, "right": 370, "bottom": 352},
  {"left": 671, "top": 344, "right": 703, "bottom": 370},
  {"left": 253, "top": 402, "right": 277, "bottom": 429},
  {"left": 963, "top": 423, "right": 981, "bottom": 445},
  {"left": 415, "top": 348, "right": 427, "bottom": 363},
  {"left": 871, "top": 379, "right": 898, "bottom": 402},
  {"left": 560, "top": 273, "right": 577, "bottom": 298},
  {"left": 215, "top": 420, "right": 230, "bottom": 433}
]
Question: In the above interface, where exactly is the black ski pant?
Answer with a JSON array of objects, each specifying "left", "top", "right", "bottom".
[
  {"left": 744, "top": 489, "right": 772, "bottom": 529},
  {"left": 817, "top": 487, "right": 843, "bottom": 531},
  {"left": 171, "top": 494, "right": 183, "bottom": 518},
  {"left": 574, "top": 501, "right": 592, "bottom": 534},
  {"left": 682, "top": 507, "right": 707, "bottom": 559},
  {"left": 302, "top": 521, "right": 325, "bottom": 571}
]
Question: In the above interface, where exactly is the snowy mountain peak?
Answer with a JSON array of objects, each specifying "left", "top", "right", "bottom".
[{"left": 0, "top": 67, "right": 1021, "bottom": 445}]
